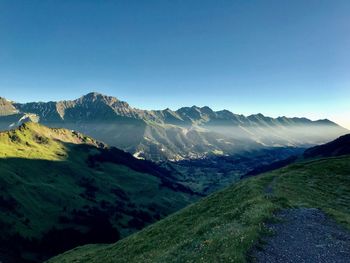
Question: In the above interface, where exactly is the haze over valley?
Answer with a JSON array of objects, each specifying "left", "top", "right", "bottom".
[{"left": 0, "top": 92, "right": 347, "bottom": 162}]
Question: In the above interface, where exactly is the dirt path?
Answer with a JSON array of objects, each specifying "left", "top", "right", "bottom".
[
  {"left": 251, "top": 208, "right": 350, "bottom": 262},
  {"left": 264, "top": 176, "right": 277, "bottom": 196}
]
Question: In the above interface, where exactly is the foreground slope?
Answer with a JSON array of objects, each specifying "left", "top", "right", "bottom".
[
  {"left": 0, "top": 123, "right": 196, "bottom": 262},
  {"left": 48, "top": 154, "right": 350, "bottom": 262}
]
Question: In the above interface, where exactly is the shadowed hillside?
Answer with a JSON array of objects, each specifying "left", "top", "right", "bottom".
[
  {"left": 0, "top": 123, "right": 197, "bottom": 262},
  {"left": 303, "top": 133, "right": 350, "bottom": 158}
]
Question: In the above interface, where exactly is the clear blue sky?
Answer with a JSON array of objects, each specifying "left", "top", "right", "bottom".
[{"left": 0, "top": 0, "right": 349, "bottom": 128}]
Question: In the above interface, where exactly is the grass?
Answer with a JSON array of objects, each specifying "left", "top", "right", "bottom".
[
  {"left": 0, "top": 123, "right": 195, "bottom": 262},
  {"left": 0, "top": 122, "right": 101, "bottom": 160},
  {"left": 48, "top": 155, "right": 350, "bottom": 263},
  {"left": 274, "top": 156, "right": 350, "bottom": 226}
]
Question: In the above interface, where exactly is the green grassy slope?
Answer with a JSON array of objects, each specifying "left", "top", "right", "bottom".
[
  {"left": 0, "top": 122, "right": 103, "bottom": 160},
  {"left": 48, "top": 155, "right": 350, "bottom": 263},
  {"left": 0, "top": 123, "right": 196, "bottom": 262}
]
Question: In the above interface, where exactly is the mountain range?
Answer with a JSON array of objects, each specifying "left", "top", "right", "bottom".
[{"left": 0, "top": 92, "right": 347, "bottom": 161}]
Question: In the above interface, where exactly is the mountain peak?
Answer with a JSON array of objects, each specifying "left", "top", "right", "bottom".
[
  {"left": 76, "top": 92, "right": 122, "bottom": 107},
  {"left": 80, "top": 92, "right": 108, "bottom": 101},
  {"left": 200, "top": 106, "right": 213, "bottom": 112},
  {"left": 84, "top": 91, "right": 103, "bottom": 97},
  {"left": 255, "top": 113, "right": 265, "bottom": 117},
  {"left": 248, "top": 113, "right": 266, "bottom": 119},
  {"left": 0, "top": 96, "right": 18, "bottom": 116},
  {"left": 315, "top": 118, "right": 336, "bottom": 125}
]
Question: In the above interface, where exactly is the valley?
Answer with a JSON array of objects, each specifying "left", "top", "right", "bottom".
[
  {"left": 48, "top": 138, "right": 350, "bottom": 263},
  {"left": 163, "top": 146, "right": 304, "bottom": 194}
]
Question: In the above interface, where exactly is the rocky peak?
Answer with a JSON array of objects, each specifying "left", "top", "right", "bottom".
[
  {"left": 76, "top": 92, "right": 132, "bottom": 111},
  {"left": 0, "top": 96, "right": 18, "bottom": 116},
  {"left": 77, "top": 92, "right": 114, "bottom": 103}
]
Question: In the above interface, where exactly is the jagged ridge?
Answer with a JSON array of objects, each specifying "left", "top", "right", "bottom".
[{"left": 0, "top": 92, "right": 347, "bottom": 161}]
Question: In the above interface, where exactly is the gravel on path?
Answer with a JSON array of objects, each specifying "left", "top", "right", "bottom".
[{"left": 251, "top": 208, "right": 350, "bottom": 263}]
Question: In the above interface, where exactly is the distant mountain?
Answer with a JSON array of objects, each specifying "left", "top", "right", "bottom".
[
  {"left": 303, "top": 133, "right": 350, "bottom": 158},
  {"left": 0, "top": 97, "right": 18, "bottom": 116},
  {"left": 0, "top": 92, "right": 347, "bottom": 161},
  {"left": 0, "top": 123, "right": 196, "bottom": 262}
]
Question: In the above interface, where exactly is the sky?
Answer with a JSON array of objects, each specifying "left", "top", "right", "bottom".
[{"left": 0, "top": 0, "right": 349, "bottom": 128}]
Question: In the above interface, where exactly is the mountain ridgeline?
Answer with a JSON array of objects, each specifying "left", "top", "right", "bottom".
[
  {"left": 303, "top": 133, "right": 350, "bottom": 158},
  {"left": 0, "top": 93, "right": 347, "bottom": 161}
]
